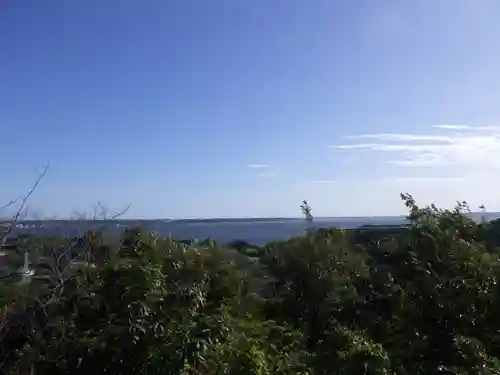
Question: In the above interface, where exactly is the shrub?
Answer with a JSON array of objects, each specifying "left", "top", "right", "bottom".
[{"left": 1, "top": 194, "right": 500, "bottom": 374}]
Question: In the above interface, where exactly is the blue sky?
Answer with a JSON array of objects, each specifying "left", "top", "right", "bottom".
[{"left": 1, "top": 0, "right": 500, "bottom": 218}]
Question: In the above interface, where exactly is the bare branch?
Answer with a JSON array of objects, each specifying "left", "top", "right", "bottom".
[
  {"left": 0, "top": 164, "right": 49, "bottom": 243},
  {"left": 12, "top": 164, "right": 49, "bottom": 222},
  {"left": 92, "top": 201, "right": 130, "bottom": 220},
  {"left": 0, "top": 198, "right": 19, "bottom": 211},
  {"left": 109, "top": 204, "right": 131, "bottom": 220}
]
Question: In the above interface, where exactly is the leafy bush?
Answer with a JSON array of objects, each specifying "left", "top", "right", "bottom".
[{"left": 1, "top": 194, "right": 500, "bottom": 374}]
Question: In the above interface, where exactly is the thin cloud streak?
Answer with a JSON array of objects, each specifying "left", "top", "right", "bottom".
[
  {"left": 380, "top": 177, "right": 465, "bottom": 183},
  {"left": 432, "top": 125, "right": 499, "bottom": 130},
  {"left": 345, "top": 133, "right": 455, "bottom": 142},
  {"left": 247, "top": 164, "right": 278, "bottom": 179},
  {"left": 330, "top": 143, "right": 468, "bottom": 152},
  {"left": 258, "top": 170, "right": 278, "bottom": 178},
  {"left": 330, "top": 125, "right": 500, "bottom": 170},
  {"left": 247, "top": 164, "right": 270, "bottom": 169},
  {"left": 313, "top": 180, "right": 336, "bottom": 184},
  {"left": 308, "top": 176, "right": 463, "bottom": 187}
]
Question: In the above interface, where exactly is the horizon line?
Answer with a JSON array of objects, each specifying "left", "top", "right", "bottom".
[{"left": 5, "top": 212, "right": 498, "bottom": 222}]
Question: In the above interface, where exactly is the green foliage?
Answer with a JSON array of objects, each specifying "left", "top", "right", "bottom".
[
  {"left": 2, "top": 194, "right": 500, "bottom": 374},
  {"left": 300, "top": 200, "right": 313, "bottom": 232}
]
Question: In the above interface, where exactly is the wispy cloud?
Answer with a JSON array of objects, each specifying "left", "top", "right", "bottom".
[
  {"left": 345, "top": 133, "right": 454, "bottom": 142},
  {"left": 379, "top": 177, "right": 465, "bottom": 183},
  {"left": 330, "top": 125, "right": 500, "bottom": 169},
  {"left": 258, "top": 170, "right": 278, "bottom": 178},
  {"left": 247, "top": 164, "right": 278, "bottom": 178},
  {"left": 313, "top": 180, "right": 336, "bottom": 185},
  {"left": 432, "top": 125, "right": 499, "bottom": 131},
  {"left": 247, "top": 164, "right": 270, "bottom": 169}
]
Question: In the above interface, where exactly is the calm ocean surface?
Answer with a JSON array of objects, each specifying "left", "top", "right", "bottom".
[
  {"left": 6, "top": 217, "right": 405, "bottom": 245},
  {"left": 5, "top": 213, "right": 499, "bottom": 245}
]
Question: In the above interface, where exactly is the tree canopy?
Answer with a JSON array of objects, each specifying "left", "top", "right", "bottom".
[{"left": 1, "top": 194, "right": 500, "bottom": 374}]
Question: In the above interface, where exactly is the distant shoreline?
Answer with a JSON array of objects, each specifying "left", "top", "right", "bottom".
[{"left": 2, "top": 212, "right": 498, "bottom": 224}]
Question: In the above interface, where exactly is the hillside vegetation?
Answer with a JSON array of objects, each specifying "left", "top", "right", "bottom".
[{"left": 2, "top": 194, "right": 500, "bottom": 374}]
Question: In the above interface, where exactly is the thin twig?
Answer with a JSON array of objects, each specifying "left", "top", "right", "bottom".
[{"left": 0, "top": 164, "right": 49, "bottom": 243}]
